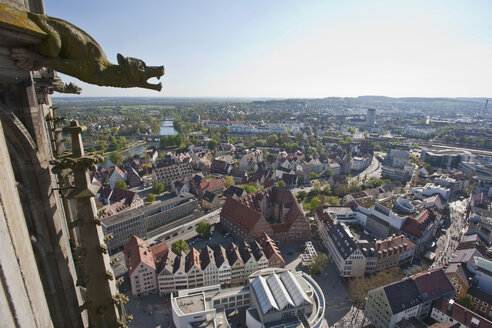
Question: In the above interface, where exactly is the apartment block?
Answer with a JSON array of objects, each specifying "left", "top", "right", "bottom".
[
  {"left": 325, "top": 223, "right": 366, "bottom": 278},
  {"left": 153, "top": 162, "right": 193, "bottom": 186}
]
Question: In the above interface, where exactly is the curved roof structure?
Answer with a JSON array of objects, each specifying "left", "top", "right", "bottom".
[
  {"left": 266, "top": 273, "right": 294, "bottom": 310},
  {"left": 280, "top": 270, "right": 311, "bottom": 307},
  {"left": 393, "top": 198, "right": 416, "bottom": 215},
  {"left": 251, "top": 275, "right": 278, "bottom": 314},
  {"left": 251, "top": 269, "right": 312, "bottom": 314}
]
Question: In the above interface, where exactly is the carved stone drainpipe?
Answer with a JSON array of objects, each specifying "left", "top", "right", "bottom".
[{"left": 50, "top": 120, "right": 131, "bottom": 328}]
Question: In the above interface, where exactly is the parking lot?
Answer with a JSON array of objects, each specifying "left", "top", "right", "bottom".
[{"left": 185, "top": 224, "right": 233, "bottom": 251}]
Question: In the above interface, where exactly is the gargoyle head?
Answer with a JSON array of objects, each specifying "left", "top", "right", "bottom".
[
  {"left": 63, "top": 82, "right": 82, "bottom": 94},
  {"left": 117, "top": 53, "right": 164, "bottom": 91}
]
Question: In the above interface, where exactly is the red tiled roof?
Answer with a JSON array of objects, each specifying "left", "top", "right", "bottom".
[
  {"left": 123, "top": 236, "right": 156, "bottom": 276},
  {"left": 271, "top": 223, "right": 290, "bottom": 233},
  {"left": 113, "top": 165, "right": 126, "bottom": 178},
  {"left": 221, "top": 187, "right": 307, "bottom": 237},
  {"left": 259, "top": 233, "right": 284, "bottom": 262},
  {"left": 186, "top": 247, "right": 201, "bottom": 272},
  {"left": 150, "top": 242, "right": 169, "bottom": 264},
  {"left": 101, "top": 199, "right": 129, "bottom": 216},
  {"left": 375, "top": 235, "right": 416, "bottom": 258},
  {"left": 199, "top": 178, "right": 225, "bottom": 193},
  {"left": 315, "top": 208, "right": 335, "bottom": 230},
  {"left": 433, "top": 298, "right": 492, "bottom": 328},
  {"left": 412, "top": 268, "right": 454, "bottom": 299},
  {"left": 401, "top": 209, "right": 435, "bottom": 238},
  {"left": 221, "top": 197, "right": 262, "bottom": 233}
]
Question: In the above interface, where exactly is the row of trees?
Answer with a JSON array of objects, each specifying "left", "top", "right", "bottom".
[
  {"left": 299, "top": 183, "right": 341, "bottom": 212},
  {"left": 92, "top": 135, "right": 129, "bottom": 154},
  {"left": 170, "top": 221, "right": 212, "bottom": 255},
  {"left": 329, "top": 177, "right": 389, "bottom": 198},
  {"left": 160, "top": 135, "right": 185, "bottom": 149},
  {"left": 109, "top": 151, "right": 124, "bottom": 166},
  {"left": 234, "top": 182, "right": 258, "bottom": 194},
  {"left": 348, "top": 267, "right": 405, "bottom": 308}
]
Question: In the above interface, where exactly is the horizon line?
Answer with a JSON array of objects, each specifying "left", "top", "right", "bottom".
[{"left": 51, "top": 95, "right": 491, "bottom": 100}]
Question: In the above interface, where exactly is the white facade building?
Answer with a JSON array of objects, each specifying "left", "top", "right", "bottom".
[
  {"left": 325, "top": 223, "right": 367, "bottom": 277},
  {"left": 351, "top": 155, "right": 372, "bottom": 171}
]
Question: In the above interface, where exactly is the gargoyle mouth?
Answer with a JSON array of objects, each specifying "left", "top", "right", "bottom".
[{"left": 145, "top": 65, "right": 165, "bottom": 91}]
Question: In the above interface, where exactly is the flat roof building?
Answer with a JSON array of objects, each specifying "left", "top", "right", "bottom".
[{"left": 102, "top": 207, "right": 146, "bottom": 252}]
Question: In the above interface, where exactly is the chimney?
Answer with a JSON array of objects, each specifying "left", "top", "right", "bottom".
[
  {"left": 447, "top": 299, "right": 454, "bottom": 311},
  {"left": 470, "top": 317, "right": 480, "bottom": 328}
]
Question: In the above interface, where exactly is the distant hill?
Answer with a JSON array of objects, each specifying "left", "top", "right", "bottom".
[{"left": 52, "top": 95, "right": 488, "bottom": 114}]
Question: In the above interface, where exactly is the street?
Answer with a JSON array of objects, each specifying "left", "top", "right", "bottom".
[
  {"left": 431, "top": 199, "right": 469, "bottom": 269},
  {"left": 357, "top": 155, "right": 381, "bottom": 181}
]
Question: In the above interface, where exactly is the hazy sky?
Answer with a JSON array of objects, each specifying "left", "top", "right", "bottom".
[{"left": 45, "top": 0, "right": 492, "bottom": 98}]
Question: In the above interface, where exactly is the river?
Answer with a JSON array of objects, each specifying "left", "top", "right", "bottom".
[
  {"left": 159, "top": 119, "right": 178, "bottom": 136},
  {"left": 100, "top": 120, "right": 178, "bottom": 168}
]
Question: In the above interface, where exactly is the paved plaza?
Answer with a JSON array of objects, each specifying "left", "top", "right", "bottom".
[{"left": 280, "top": 244, "right": 369, "bottom": 327}]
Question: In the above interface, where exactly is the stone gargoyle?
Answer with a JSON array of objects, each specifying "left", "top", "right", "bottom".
[
  {"left": 10, "top": 11, "right": 164, "bottom": 91},
  {"left": 52, "top": 78, "right": 82, "bottom": 94}
]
